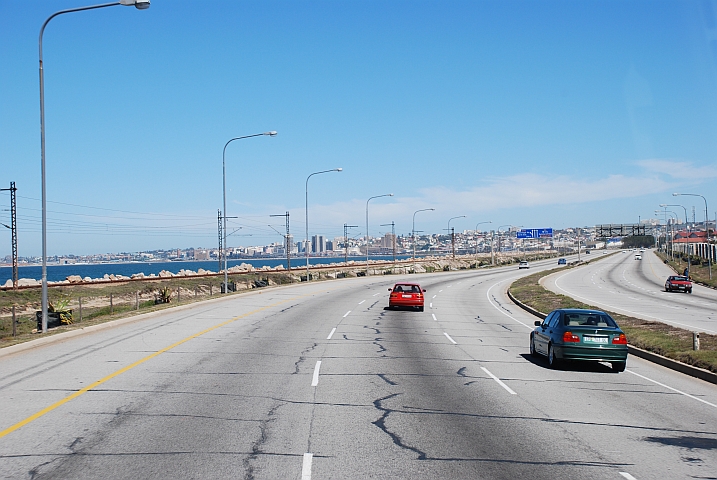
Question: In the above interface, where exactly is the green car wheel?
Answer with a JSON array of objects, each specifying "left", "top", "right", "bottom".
[{"left": 548, "top": 344, "right": 559, "bottom": 368}]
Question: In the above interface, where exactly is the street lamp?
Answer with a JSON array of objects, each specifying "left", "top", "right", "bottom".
[
  {"left": 222, "top": 131, "right": 277, "bottom": 293},
  {"left": 447, "top": 215, "right": 466, "bottom": 259},
  {"left": 366, "top": 194, "right": 393, "bottom": 275},
  {"left": 306, "top": 168, "right": 342, "bottom": 281},
  {"left": 412, "top": 208, "right": 435, "bottom": 271},
  {"left": 674, "top": 193, "right": 711, "bottom": 279},
  {"left": 38, "top": 0, "right": 150, "bottom": 333},
  {"left": 497, "top": 224, "right": 512, "bottom": 259},
  {"left": 474, "top": 221, "right": 492, "bottom": 257}
]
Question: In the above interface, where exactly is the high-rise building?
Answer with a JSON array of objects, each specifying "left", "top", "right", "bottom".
[
  {"left": 311, "top": 235, "right": 325, "bottom": 254},
  {"left": 381, "top": 233, "right": 396, "bottom": 249}
]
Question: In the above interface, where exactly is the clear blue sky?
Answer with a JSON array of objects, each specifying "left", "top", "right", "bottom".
[{"left": 2, "top": 0, "right": 717, "bottom": 257}]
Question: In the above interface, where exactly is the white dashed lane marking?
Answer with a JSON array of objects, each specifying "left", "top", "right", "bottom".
[
  {"left": 343, "top": 311, "right": 351, "bottom": 317},
  {"left": 311, "top": 361, "right": 322, "bottom": 387},
  {"left": 358, "top": 300, "right": 365, "bottom": 305},
  {"left": 432, "top": 314, "right": 437, "bottom": 321},
  {"left": 443, "top": 332, "right": 457, "bottom": 344},
  {"left": 302, "top": 453, "right": 313, "bottom": 480},
  {"left": 481, "top": 367, "right": 517, "bottom": 395},
  {"left": 327, "top": 328, "right": 336, "bottom": 340}
]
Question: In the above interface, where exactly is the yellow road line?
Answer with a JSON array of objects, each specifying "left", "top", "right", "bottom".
[{"left": 0, "top": 297, "right": 294, "bottom": 439}]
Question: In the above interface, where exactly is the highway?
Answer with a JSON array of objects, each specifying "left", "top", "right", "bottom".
[
  {"left": 543, "top": 249, "right": 717, "bottom": 334},
  {"left": 1, "top": 258, "right": 716, "bottom": 479}
]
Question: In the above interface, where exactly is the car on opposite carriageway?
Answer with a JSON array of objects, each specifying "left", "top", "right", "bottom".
[{"left": 665, "top": 275, "right": 692, "bottom": 293}]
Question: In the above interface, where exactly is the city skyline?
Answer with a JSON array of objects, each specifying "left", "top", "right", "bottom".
[{"left": 2, "top": 1, "right": 717, "bottom": 257}]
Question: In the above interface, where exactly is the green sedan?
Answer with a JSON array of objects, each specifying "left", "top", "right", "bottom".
[{"left": 530, "top": 308, "right": 628, "bottom": 372}]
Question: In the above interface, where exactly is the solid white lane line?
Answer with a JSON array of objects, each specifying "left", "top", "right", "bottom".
[
  {"left": 432, "top": 313, "right": 437, "bottom": 321},
  {"left": 627, "top": 369, "right": 717, "bottom": 409},
  {"left": 486, "top": 280, "right": 532, "bottom": 329},
  {"left": 443, "top": 332, "right": 457, "bottom": 344},
  {"left": 619, "top": 473, "right": 637, "bottom": 480},
  {"left": 343, "top": 311, "right": 351, "bottom": 317},
  {"left": 302, "top": 453, "right": 313, "bottom": 480},
  {"left": 327, "top": 328, "right": 336, "bottom": 340},
  {"left": 481, "top": 367, "right": 517, "bottom": 395},
  {"left": 358, "top": 300, "right": 365, "bottom": 305},
  {"left": 311, "top": 361, "right": 322, "bottom": 387}
]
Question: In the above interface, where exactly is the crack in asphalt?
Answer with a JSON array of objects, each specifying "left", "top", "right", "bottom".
[
  {"left": 372, "top": 393, "right": 427, "bottom": 460},
  {"left": 377, "top": 374, "right": 398, "bottom": 386},
  {"left": 242, "top": 403, "right": 282, "bottom": 480},
  {"left": 373, "top": 339, "right": 388, "bottom": 355},
  {"left": 491, "top": 295, "right": 514, "bottom": 315},
  {"left": 293, "top": 343, "right": 318, "bottom": 374},
  {"left": 364, "top": 325, "right": 382, "bottom": 335}
]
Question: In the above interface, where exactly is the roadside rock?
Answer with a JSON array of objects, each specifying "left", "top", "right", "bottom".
[
  {"left": 158, "top": 270, "right": 173, "bottom": 278},
  {"left": 66, "top": 275, "right": 83, "bottom": 283},
  {"left": 131, "top": 273, "right": 145, "bottom": 279}
]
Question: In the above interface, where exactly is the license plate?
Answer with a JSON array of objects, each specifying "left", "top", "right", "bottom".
[
  {"left": 402, "top": 294, "right": 412, "bottom": 298},
  {"left": 583, "top": 336, "right": 608, "bottom": 343}
]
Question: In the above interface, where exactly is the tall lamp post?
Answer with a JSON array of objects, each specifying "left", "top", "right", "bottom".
[
  {"left": 497, "top": 224, "right": 512, "bottom": 261},
  {"left": 661, "top": 203, "right": 689, "bottom": 259},
  {"left": 674, "top": 193, "right": 711, "bottom": 280},
  {"left": 447, "top": 215, "right": 466, "bottom": 259},
  {"left": 366, "top": 194, "right": 393, "bottom": 275},
  {"left": 38, "top": 0, "right": 150, "bottom": 334},
  {"left": 412, "top": 208, "right": 435, "bottom": 271},
  {"left": 306, "top": 168, "right": 342, "bottom": 281},
  {"left": 474, "top": 221, "right": 492, "bottom": 259},
  {"left": 222, "top": 131, "right": 277, "bottom": 293}
]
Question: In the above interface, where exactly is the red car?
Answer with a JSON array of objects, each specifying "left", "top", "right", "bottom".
[
  {"left": 665, "top": 275, "right": 692, "bottom": 293},
  {"left": 388, "top": 283, "right": 426, "bottom": 311}
]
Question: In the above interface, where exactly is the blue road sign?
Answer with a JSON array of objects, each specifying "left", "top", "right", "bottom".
[{"left": 518, "top": 228, "right": 553, "bottom": 239}]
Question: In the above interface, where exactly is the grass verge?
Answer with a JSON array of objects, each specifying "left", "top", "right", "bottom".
[{"left": 509, "top": 267, "right": 717, "bottom": 373}]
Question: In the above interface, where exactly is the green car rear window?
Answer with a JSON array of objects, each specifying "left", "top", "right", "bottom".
[{"left": 562, "top": 313, "right": 617, "bottom": 328}]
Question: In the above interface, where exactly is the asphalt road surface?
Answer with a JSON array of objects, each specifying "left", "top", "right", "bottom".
[
  {"left": 543, "top": 249, "right": 717, "bottom": 334},
  {"left": 1, "top": 258, "right": 716, "bottom": 479}
]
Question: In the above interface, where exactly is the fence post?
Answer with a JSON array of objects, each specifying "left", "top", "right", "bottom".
[
  {"left": 693, "top": 332, "right": 700, "bottom": 350},
  {"left": 177, "top": 287, "right": 181, "bottom": 303},
  {"left": 136, "top": 291, "right": 139, "bottom": 310},
  {"left": 110, "top": 293, "right": 113, "bottom": 314},
  {"left": 209, "top": 284, "right": 213, "bottom": 296},
  {"left": 195, "top": 286, "right": 198, "bottom": 299},
  {"left": 79, "top": 297, "right": 82, "bottom": 322},
  {"left": 12, "top": 305, "right": 16, "bottom": 337}
]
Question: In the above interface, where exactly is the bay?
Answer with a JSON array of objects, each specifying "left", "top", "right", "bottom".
[{"left": 0, "top": 255, "right": 414, "bottom": 284}]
